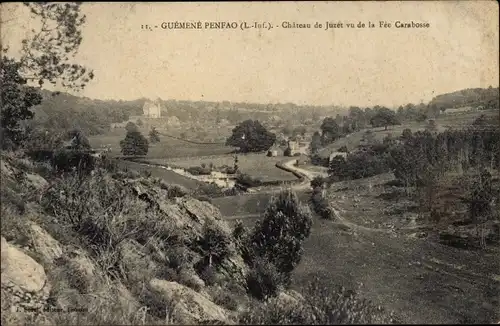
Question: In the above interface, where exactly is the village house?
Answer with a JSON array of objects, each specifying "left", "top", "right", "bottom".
[{"left": 286, "top": 140, "right": 301, "bottom": 156}]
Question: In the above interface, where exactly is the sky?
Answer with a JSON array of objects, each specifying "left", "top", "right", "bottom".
[{"left": 1, "top": 1, "right": 499, "bottom": 108}]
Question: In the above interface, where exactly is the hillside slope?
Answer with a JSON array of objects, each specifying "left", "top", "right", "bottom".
[{"left": 0, "top": 152, "right": 250, "bottom": 325}]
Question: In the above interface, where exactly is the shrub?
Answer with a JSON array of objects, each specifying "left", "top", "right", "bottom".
[
  {"left": 211, "top": 288, "right": 239, "bottom": 311},
  {"left": 247, "top": 190, "right": 312, "bottom": 287},
  {"left": 236, "top": 173, "right": 263, "bottom": 188},
  {"left": 193, "top": 183, "right": 225, "bottom": 198},
  {"left": 51, "top": 149, "right": 95, "bottom": 175},
  {"left": 310, "top": 188, "right": 334, "bottom": 220},
  {"left": 246, "top": 258, "right": 284, "bottom": 300},
  {"left": 310, "top": 176, "right": 325, "bottom": 189},
  {"left": 159, "top": 182, "right": 189, "bottom": 198},
  {"left": 186, "top": 166, "right": 211, "bottom": 176},
  {"left": 284, "top": 147, "right": 292, "bottom": 157},
  {"left": 195, "top": 220, "right": 232, "bottom": 268},
  {"left": 311, "top": 154, "right": 329, "bottom": 168},
  {"left": 199, "top": 265, "right": 219, "bottom": 286},
  {"left": 240, "top": 277, "right": 398, "bottom": 324}
]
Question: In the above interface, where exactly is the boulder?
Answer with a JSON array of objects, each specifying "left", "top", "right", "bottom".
[
  {"left": 1, "top": 236, "right": 47, "bottom": 293},
  {"left": 24, "top": 173, "right": 49, "bottom": 190},
  {"left": 28, "top": 223, "right": 63, "bottom": 264},
  {"left": 148, "top": 279, "right": 231, "bottom": 324}
]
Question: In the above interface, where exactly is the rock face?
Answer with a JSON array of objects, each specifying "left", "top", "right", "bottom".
[{"left": 148, "top": 279, "right": 231, "bottom": 324}]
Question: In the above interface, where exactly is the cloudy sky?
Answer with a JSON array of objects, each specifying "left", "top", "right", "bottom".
[{"left": 2, "top": 1, "right": 498, "bottom": 107}]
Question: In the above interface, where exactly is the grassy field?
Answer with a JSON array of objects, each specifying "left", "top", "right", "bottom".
[
  {"left": 88, "top": 129, "right": 235, "bottom": 159},
  {"left": 146, "top": 153, "right": 299, "bottom": 182}
]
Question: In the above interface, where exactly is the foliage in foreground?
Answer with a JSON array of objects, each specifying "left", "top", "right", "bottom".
[{"left": 240, "top": 277, "right": 398, "bottom": 325}]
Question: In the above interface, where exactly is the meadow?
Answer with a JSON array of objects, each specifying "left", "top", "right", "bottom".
[
  {"left": 146, "top": 152, "right": 299, "bottom": 182},
  {"left": 88, "top": 129, "right": 235, "bottom": 158}
]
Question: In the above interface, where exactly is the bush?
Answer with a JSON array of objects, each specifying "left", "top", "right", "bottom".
[
  {"left": 159, "top": 182, "right": 189, "bottom": 198},
  {"left": 236, "top": 173, "right": 263, "bottom": 188},
  {"left": 186, "top": 166, "right": 211, "bottom": 176},
  {"left": 211, "top": 288, "right": 239, "bottom": 311},
  {"left": 310, "top": 176, "right": 325, "bottom": 189},
  {"left": 51, "top": 149, "right": 95, "bottom": 175},
  {"left": 193, "top": 183, "right": 225, "bottom": 198},
  {"left": 240, "top": 278, "right": 398, "bottom": 324},
  {"left": 284, "top": 147, "right": 292, "bottom": 157},
  {"left": 311, "top": 154, "right": 329, "bottom": 167},
  {"left": 247, "top": 190, "right": 312, "bottom": 287},
  {"left": 310, "top": 188, "right": 334, "bottom": 220},
  {"left": 199, "top": 265, "right": 219, "bottom": 286},
  {"left": 195, "top": 220, "right": 232, "bottom": 269},
  {"left": 246, "top": 258, "right": 284, "bottom": 300}
]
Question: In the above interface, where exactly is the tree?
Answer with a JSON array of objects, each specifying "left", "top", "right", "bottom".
[
  {"left": 247, "top": 190, "right": 312, "bottom": 286},
  {"left": 120, "top": 130, "right": 149, "bottom": 156},
  {"left": 226, "top": 120, "right": 276, "bottom": 153},
  {"left": 0, "top": 57, "right": 42, "bottom": 149},
  {"left": 370, "top": 108, "right": 400, "bottom": 130},
  {"left": 1, "top": 3, "right": 93, "bottom": 149},
  {"left": 310, "top": 131, "right": 322, "bottom": 155},
  {"left": 16, "top": 3, "right": 94, "bottom": 90},
  {"left": 320, "top": 117, "right": 340, "bottom": 144},
  {"left": 282, "top": 125, "right": 293, "bottom": 136},
  {"left": 125, "top": 122, "right": 139, "bottom": 133},
  {"left": 149, "top": 127, "right": 160, "bottom": 143},
  {"left": 466, "top": 168, "right": 494, "bottom": 222},
  {"left": 328, "top": 155, "right": 349, "bottom": 181}
]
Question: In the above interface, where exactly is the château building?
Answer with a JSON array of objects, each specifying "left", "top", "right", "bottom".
[{"left": 142, "top": 98, "right": 162, "bottom": 118}]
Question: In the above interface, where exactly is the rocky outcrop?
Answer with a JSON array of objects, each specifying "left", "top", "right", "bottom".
[
  {"left": 148, "top": 279, "right": 232, "bottom": 324},
  {"left": 1, "top": 237, "right": 48, "bottom": 293},
  {"left": 1, "top": 236, "right": 51, "bottom": 322},
  {"left": 28, "top": 223, "right": 63, "bottom": 264}
]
